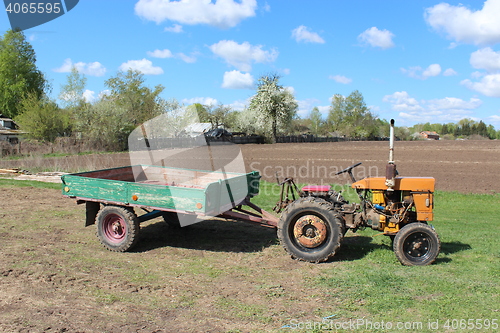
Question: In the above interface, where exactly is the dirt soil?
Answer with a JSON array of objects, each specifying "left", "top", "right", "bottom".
[
  {"left": 241, "top": 140, "right": 500, "bottom": 194},
  {"left": 2, "top": 140, "right": 499, "bottom": 193},
  {"left": 1, "top": 186, "right": 343, "bottom": 333},
  {"left": 1, "top": 140, "right": 499, "bottom": 332}
]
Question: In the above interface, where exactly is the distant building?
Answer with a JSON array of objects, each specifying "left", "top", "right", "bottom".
[
  {"left": 0, "top": 114, "right": 24, "bottom": 144},
  {"left": 420, "top": 131, "right": 440, "bottom": 140},
  {"left": 183, "top": 123, "right": 212, "bottom": 137}
]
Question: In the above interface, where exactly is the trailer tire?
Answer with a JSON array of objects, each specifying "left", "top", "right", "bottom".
[
  {"left": 96, "top": 206, "right": 139, "bottom": 252},
  {"left": 278, "top": 197, "right": 343, "bottom": 263},
  {"left": 393, "top": 223, "right": 440, "bottom": 266}
]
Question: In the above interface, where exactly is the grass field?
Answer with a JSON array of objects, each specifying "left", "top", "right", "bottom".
[{"left": 1, "top": 178, "right": 499, "bottom": 332}]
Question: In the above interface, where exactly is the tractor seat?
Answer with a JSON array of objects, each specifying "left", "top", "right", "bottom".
[{"left": 301, "top": 185, "right": 331, "bottom": 193}]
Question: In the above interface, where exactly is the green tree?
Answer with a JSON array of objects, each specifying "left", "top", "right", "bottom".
[
  {"left": 0, "top": 29, "right": 46, "bottom": 118},
  {"left": 191, "top": 103, "right": 210, "bottom": 123},
  {"left": 248, "top": 74, "right": 298, "bottom": 143},
  {"left": 327, "top": 90, "right": 378, "bottom": 139},
  {"left": 487, "top": 125, "right": 497, "bottom": 139},
  {"left": 309, "top": 107, "right": 323, "bottom": 135},
  {"left": 59, "top": 66, "right": 87, "bottom": 110},
  {"left": 477, "top": 120, "right": 488, "bottom": 137},
  {"left": 15, "top": 93, "right": 71, "bottom": 142},
  {"left": 104, "top": 69, "right": 165, "bottom": 126},
  {"left": 75, "top": 98, "right": 131, "bottom": 150},
  {"left": 204, "top": 104, "right": 233, "bottom": 129}
]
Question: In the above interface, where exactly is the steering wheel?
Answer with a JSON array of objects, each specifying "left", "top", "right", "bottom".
[{"left": 335, "top": 162, "right": 362, "bottom": 176}]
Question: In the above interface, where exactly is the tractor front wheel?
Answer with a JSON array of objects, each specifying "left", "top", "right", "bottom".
[
  {"left": 278, "top": 197, "right": 343, "bottom": 263},
  {"left": 96, "top": 206, "right": 140, "bottom": 252},
  {"left": 393, "top": 223, "right": 440, "bottom": 266}
]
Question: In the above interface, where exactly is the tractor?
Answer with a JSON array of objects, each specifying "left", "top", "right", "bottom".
[{"left": 275, "top": 119, "right": 440, "bottom": 266}]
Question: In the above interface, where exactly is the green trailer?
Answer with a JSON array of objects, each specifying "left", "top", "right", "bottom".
[{"left": 62, "top": 165, "right": 278, "bottom": 252}]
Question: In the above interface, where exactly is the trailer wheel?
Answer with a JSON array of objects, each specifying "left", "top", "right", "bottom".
[
  {"left": 278, "top": 197, "right": 343, "bottom": 263},
  {"left": 96, "top": 206, "right": 139, "bottom": 252},
  {"left": 393, "top": 223, "right": 440, "bottom": 266}
]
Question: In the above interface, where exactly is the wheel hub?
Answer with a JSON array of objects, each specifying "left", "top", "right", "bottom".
[
  {"left": 112, "top": 221, "right": 123, "bottom": 235},
  {"left": 293, "top": 215, "right": 327, "bottom": 248},
  {"left": 103, "top": 214, "right": 126, "bottom": 243},
  {"left": 405, "top": 234, "right": 429, "bottom": 257}
]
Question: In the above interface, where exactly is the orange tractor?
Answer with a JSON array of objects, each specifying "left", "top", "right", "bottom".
[{"left": 275, "top": 119, "right": 440, "bottom": 266}]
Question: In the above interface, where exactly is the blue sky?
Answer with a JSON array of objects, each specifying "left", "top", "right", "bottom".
[{"left": 2, "top": 0, "right": 500, "bottom": 128}]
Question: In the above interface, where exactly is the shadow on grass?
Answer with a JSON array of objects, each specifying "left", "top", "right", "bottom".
[
  {"left": 440, "top": 241, "right": 472, "bottom": 255},
  {"left": 132, "top": 218, "right": 278, "bottom": 253},
  {"left": 331, "top": 236, "right": 472, "bottom": 264},
  {"left": 331, "top": 235, "right": 392, "bottom": 262}
]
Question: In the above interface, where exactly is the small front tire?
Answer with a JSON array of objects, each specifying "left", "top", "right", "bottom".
[
  {"left": 96, "top": 206, "right": 140, "bottom": 252},
  {"left": 393, "top": 223, "right": 440, "bottom": 266}
]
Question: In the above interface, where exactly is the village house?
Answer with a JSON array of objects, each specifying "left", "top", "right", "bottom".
[
  {"left": 420, "top": 131, "right": 440, "bottom": 140},
  {"left": 0, "top": 114, "right": 24, "bottom": 144}
]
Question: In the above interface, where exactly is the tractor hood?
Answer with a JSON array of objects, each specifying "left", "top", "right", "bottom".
[{"left": 352, "top": 177, "right": 435, "bottom": 192}]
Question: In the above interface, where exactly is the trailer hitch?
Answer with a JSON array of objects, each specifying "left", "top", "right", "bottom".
[{"left": 273, "top": 176, "right": 301, "bottom": 214}]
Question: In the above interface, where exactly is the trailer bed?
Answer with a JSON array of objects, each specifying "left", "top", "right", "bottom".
[{"left": 61, "top": 165, "right": 260, "bottom": 216}]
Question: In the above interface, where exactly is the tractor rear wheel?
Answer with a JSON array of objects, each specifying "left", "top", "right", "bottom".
[
  {"left": 96, "top": 206, "right": 140, "bottom": 252},
  {"left": 393, "top": 223, "right": 440, "bottom": 266},
  {"left": 278, "top": 197, "right": 343, "bottom": 263}
]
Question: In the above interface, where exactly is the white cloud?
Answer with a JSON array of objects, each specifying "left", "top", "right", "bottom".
[
  {"left": 296, "top": 98, "right": 322, "bottom": 118},
  {"left": 461, "top": 74, "right": 500, "bottom": 97},
  {"left": 470, "top": 47, "right": 500, "bottom": 72},
  {"left": 209, "top": 40, "right": 278, "bottom": 72},
  {"left": 54, "top": 58, "right": 107, "bottom": 77},
  {"left": 119, "top": 59, "right": 164, "bottom": 75},
  {"left": 164, "top": 24, "right": 183, "bottom": 33},
  {"left": 329, "top": 75, "right": 352, "bottom": 84},
  {"left": 82, "top": 90, "right": 96, "bottom": 103},
  {"left": 383, "top": 91, "right": 423, "bottom": 112},
  {"left": 427, "top": 97, "right": 482, "bottom": 111},
  {"left": 147, "top": 49, "right": 197, "bottom": 63},
  {"left": 291, "top": 26, "right": 325, "bottom": 44},
  {"left": 182, "top": 97, "right": 218, "bottom": 106},
  {"left": 401, "top": 64, "right": 442, "bottom": 79},
  {"left": 443, "top": 68, "right": 458, "bottom": 76},
  {"left": 425, "top": 0, "right": 500, "bottom": 45},
  {"left": 358, "top": 27, "right": 395, "bottom": 49},
  {"left": 177, "top": 53, "right": 197, "bottom": 63},
  {"left": 471, "top": 71, "right": 484, "bottom": 79},
  {"left": 422, "top": 64, "right": 442, "bottom": 78},
  {"left": 487, "top": 114, "right": 500, "bottom": 127},
  {"left": 134, "top": 0, "right": 257, "bottom": 29},
  {"left": 147, "top": 49, "right": 174, "bottom": 58},
  {"left": 384, "top": 91, "right": 483, "bottom": 123},
  {"left": 221, "top": 70, "right": 254, "bottom": 89},
  {"left": 98, "top": 90, "right": 111, "bottom": 100}
]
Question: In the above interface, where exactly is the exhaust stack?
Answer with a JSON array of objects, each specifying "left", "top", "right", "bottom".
[{"left": 385, "top": 119, "right": 397, "bottom": 190}]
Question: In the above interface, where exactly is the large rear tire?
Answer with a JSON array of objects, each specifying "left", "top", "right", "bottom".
[
  {"left": 96, "top": 206, "right": 140, "bottom": 252},
  {"left": 393, "top": 223, "right": 440, "bottom": 266},
  {"left": 278, "top": 197, "right": 343, "bottom": 263}
]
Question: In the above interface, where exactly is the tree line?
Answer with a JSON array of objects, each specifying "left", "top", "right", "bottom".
[{"left": 1, "top": 29, "right": 499, "bottom": 153}]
